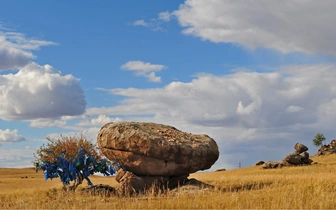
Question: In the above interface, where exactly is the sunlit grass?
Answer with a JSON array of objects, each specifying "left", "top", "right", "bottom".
[{"left": 1, "top": 154, "right": 336, "bottom": 209}]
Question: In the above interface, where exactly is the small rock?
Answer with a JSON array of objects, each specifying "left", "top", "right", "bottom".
[
  {"left": 294, "top": 143, "right": 308, "bottom": 153},
  {"left": 255, "top": 160, "right": 265, "bottom": 166},
  {"left": 262, "top": 161, "right": 279, "bottom": 169},
  {"left": 80, "top": 184, "right": 117, "bottom": 197}
]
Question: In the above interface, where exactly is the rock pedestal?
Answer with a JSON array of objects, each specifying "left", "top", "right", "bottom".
[{"left": 115, "top": 169, "right": 189, "bottom": 195}]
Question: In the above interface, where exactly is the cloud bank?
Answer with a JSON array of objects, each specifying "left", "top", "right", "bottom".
[
  {"left": 90, "top": 64, "right": 336, "bottom": 168},
  {"left": 173, "top": 0, "right": 336, "bottom": 55},
  {"left": 91, "top": 64, "right": 336, "bottom": 129},
  {"left": 0, "top": 145, "right": 38, "bottom": 168}
]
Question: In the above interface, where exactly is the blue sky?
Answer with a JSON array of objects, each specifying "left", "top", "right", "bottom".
[{"left": 1, "top": 0, "right": 336, "bottom": 169}]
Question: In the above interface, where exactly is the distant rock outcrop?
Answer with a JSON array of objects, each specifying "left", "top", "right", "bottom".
[
  {"left": 316, "top": 140, "right": 336, "bottom": 156},
  {"left": 262, "top": 143, "right": 313, "bottom": 169}
]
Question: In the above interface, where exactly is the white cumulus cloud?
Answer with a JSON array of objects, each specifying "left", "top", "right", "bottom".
[
  {"left": 0, "top": 129, "right": 26, "bottom": 142},
  {"left": 172, "top": 0, "right": 336, "bottom": 55},
  {"left": 0, "top": 62, "right": 86, "bottom": 121},
  {"left": 158, "top": 11, "right": 172, "bottom": 22},
  {"left": 77, "top": 114, "right": 123, "bottom": 127},
  {"left": 121, "top": 60, "right": 166, "bottom": 82},
  {"left": 133, "top": 19, "right": 150, "bottom": 27},
  {"left": 0, "top": 29, "right": 56, "bottom": 71},
  {"left": 29, "top": 119, "right": 67, "bottom": 128}
]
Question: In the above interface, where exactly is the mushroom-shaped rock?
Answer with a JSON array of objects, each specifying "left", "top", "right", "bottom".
[{"left": 97, "top": 122, "right": 219, "bottom": 176}]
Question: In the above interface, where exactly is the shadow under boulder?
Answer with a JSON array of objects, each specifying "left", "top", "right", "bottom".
[{"left": 115, "top": 168, "right": 215, "bottom": 195}]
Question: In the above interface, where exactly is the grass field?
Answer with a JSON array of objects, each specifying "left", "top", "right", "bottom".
[{"left": 1, "top": 154, "right": 336, "bottom": 209}]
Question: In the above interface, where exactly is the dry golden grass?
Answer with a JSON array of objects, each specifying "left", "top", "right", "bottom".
[{"left": 1, "top": 154, "right": 336, "bottom": 209}]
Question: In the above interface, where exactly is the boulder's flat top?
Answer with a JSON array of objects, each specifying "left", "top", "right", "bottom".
[{"left": 100, "top": 121, "right": 211, "bottom": 144}]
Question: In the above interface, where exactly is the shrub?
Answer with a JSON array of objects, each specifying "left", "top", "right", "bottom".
[
  {"left": 313, "top": 133, "right": 326, "bottom": 147},
  {"left": 34, "top": 133, "right": 102, "bottom": 163}
]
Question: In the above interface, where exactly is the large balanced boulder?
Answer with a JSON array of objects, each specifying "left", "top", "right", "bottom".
[{"left": 97, "top": 122, "right": 219, "bottom": 176}]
